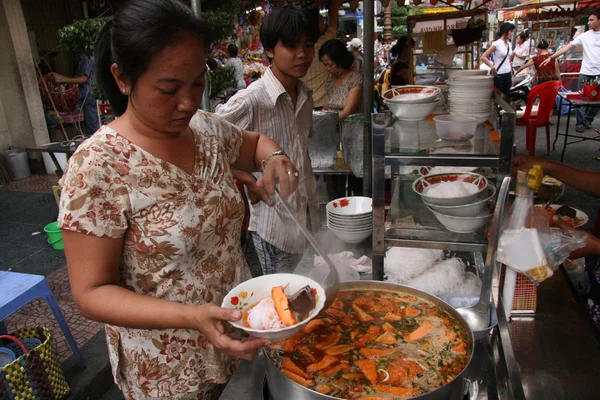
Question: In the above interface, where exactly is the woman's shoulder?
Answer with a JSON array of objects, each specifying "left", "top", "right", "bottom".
[
  {"left": 190, "top": 110, "right": 242, "bottom": 139},
  {"left": 347, "top": 71, "right": 363, "bottom": 86}
]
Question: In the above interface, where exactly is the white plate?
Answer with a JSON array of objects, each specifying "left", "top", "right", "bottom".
[{"left": 534, "top": 204, "right": 589, "bottom": 228}]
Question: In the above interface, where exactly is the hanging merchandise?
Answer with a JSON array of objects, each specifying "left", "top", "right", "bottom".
[
  {"left": 497, "top": 166, "right": 588, "bottom": 284},
  {"left": 423, "top": 31, "right": 445, "bottom": 54}
]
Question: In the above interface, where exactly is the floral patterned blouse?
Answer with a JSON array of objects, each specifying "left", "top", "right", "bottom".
[
  {"left": 325, "top": 70, "right": 363, "bottom": 113},
  {"left": 58, "top": 111, "right": 251, "bottom": 399}
]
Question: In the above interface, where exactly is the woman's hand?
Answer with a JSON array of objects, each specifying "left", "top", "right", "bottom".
[
  {"left": 540, "top": 56, "right": 553, "bottom": 68},
  {"left": 490, "top": 67, "right": 497, "bottom": 76},
  {"left": 258, "top": 155, "right": 299, "bottom": 197},
  {"left": 246, "top": 179, "right": 274, "bottom": 206},
  {"left": 552, "top": 217, "right": 600, "bottom": 259},
  {"left": 191, "top": 303, "right": 270, "bottom": 360}
]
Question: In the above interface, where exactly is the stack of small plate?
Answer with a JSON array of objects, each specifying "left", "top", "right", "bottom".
[
  {"left": 326, "top": 196, "right": 372, "bottom": 244},
  {"left": 447, "top": 73, "right": 494, "bottom": 124}
]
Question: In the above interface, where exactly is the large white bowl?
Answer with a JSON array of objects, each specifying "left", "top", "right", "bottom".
[
  {"left": 327, "top": 219, "right": 372, "bottom": 231},
  {"left": 385, "top": 99, "right": 437, "bottom": 121},
  {"left": 327, "top": 226, "right": 372, "bottom": 243},
  {"left": 327, "top": 214, "right": 372, "bottom": 225},
  {"left": 433, "top": 115, "right": 478, "bottom": 142},
  {"left": 221, "top": 274, "right": 325, "bottom": 340},
  {"left": 413, "top": 173, "right": 488, "bottom": 206},
  {"left": 428, "top": 207, "right": 492, "bottom": 233},
  {"left": 424, "top": 185, "right": 496, "bottom": 217},
  {"left": 382, "top": 85, "right": 441, "bottom": 104},
  {"left": 326, "top": 196, "right": 372, "bottom": 216},
  {"left": 448, "top": 70, "right": 489, "bottom": 80}
]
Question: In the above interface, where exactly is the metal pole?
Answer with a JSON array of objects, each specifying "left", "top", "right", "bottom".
[
  {"left": 191, "top": 0, "right": 211, "bottom": 111},
  {"left": 362, "top": 0, "right": 374, "bottom": 196},
  {"left": 191, "top": 0, "right": 201, "bottom": 16}
]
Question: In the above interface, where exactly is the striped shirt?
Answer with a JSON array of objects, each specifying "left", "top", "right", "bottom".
[{"left": 216, "top": 67, "right": 318, "bottom": 254}]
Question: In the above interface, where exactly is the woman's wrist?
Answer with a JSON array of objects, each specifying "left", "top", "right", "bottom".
[{"left": 261, "top": 149, "right": 287, "bottom": 172}]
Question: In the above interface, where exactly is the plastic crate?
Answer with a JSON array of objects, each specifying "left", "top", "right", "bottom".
[{"left": 500, "top": 265, "right": 538, "bottom": 315}]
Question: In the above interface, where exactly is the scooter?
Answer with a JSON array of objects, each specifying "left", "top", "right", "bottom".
[{"left": 509, "top": 74, "right": 533, "bottom": 108}]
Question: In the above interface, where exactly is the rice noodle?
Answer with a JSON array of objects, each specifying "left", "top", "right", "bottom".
[{"left": 246, "top": 298, "right": 285, "bottom": 330}]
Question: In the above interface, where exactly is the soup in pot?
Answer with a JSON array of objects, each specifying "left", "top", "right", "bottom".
[{"left": 267, "top": 290, "right": 471, "bottom": 399}]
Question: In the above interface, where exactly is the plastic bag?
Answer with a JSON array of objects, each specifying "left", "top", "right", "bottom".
[{"left": 497, "top": 170, "right": 588, "bottom": 284}]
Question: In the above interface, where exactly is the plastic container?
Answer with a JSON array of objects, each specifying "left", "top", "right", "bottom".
[
  {"left": 1, "top": 149, "right": 31, "bottom": 180},
  {"left": 44, "top": 221, "right": 64, "bottom": 250},
  {"left": 433, "top": 115, "right": 478, "bottom": 141}
]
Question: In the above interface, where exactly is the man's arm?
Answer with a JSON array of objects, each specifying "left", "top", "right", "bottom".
[
  {"left": 541, "top": 43, "right": 575, "bottom": 67},
  {"left": 51, "top": 73, "right": 88, "bottom": 85}
]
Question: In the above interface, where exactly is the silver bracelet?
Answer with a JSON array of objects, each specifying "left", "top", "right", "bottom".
[{"left": 261, "top": 149, "right": 287, "bottom": 171}]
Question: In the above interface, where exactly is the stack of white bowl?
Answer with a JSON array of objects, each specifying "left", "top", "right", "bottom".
[
  {"left": 447, "top": 71, "right": 494, "bottom": 124},
  {"left": 382, "top": 86, "right": 441, "bottom": 121},
  {"left": 326, "top": 196, "right": 372, "bottom": 244},
  {"left": 412, "top": 173, "right": 495, "bottom": 233}
]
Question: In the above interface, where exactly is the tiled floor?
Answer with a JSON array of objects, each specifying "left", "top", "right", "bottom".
[{"left": 1, "top": 174, "right": 103, "bottom": 361}]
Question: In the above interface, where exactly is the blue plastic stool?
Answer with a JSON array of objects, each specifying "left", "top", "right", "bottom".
[{"left": 0, "top": 270, "right": 86, "bottom": 368}]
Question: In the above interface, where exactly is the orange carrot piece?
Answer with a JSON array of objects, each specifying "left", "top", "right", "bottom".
[
  {"left": 423, "top": 310, "right": 437, "bottom": 317},
  {"left": 306, "top": 355, "right": 339, "bottom": 373},
  {"left": 301, "top": 319, "right": 324, "bottom": 333},
  {"left": 350, "top": 329, "right": 361, "bottom": 340},
  {"left": 375, "top": 331, "right": 396, "bottom": 345},
  {"left": 359, "top": 397, "right": 388, "bottom": 400},
  {"left": 355, "top": 359, "right": 377, "bottom": 385},
  {"left": 372, "top": 385, "right": 418, "bottom": 398},
  {"left": 352, "top": 303, "right": 374, "bottom": 322},
  {"left": 282, "top": 358, "right": 310, "bottom": 379},
  {"left": 383, "top": 312, "right": 402, "bottom": 321},
  {"left": 322, "top": 363, "right": 350, "bottom": 377},
  {"left": 355, "top": 326, "right": 381, "bottom": 347},
  {"left": 315, "top": 385, "right": 331, "bottom": 394},
  {"left": 382, "top": 322, "right": 397, "bottom": 333},
  {"left": 404, "top": 308, "right": 420, "bottom": 317},
  {"left": 331, "top": 299, "right": 344, "bottom": 309},
  {"left": 342, "top": 373, "right": 365, "bottom": 380},
  {"left": 325, "top": 344, "right": 355, "bottom": 355},
  {"left": 280, "top": 369, "right": 314, "bottom": 387},
  {"left": 406, "top": 320, "right": 434, "bottom": 342},
  {"left": 315, "top": 332, "right": 342, "bottom": 350},
  {"left": 359, "top": 348, "right": 395, "bottom": 358},
  {"left": 452, "top": 342, "right": 467, "bottom": 354},
  {"left": 272, "top": 286, "right": 297, "bottom": 326},
  {"left": 296, "top": 345, "right": 317, "bottom": 363},
  {"left": 325, "top": 308, "right": 346, "bottom": 319},
  {"left": 446, "top": 331, "right": 457, "bottom": 341},
  {"left": 283, "top": 333, "right": 302, "bottom": 352}
]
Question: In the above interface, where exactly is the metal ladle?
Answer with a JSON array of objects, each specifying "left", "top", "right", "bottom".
[
  {"left": 456, "top": 176, "right": 511, "bottom": 332},
  {"left": 274, "top": 189, "right": 339, "bottom": 310}
]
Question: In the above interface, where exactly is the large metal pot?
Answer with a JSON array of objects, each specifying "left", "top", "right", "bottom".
[{"left": 265, "top": 280, "right": 475, "bottom": 400}]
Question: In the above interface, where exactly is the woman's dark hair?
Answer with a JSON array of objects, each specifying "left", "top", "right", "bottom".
[
  {"left": 95, "top": 0, "right": 211, "bottom": 116},
  {"left": 518, "top": 32, "right": 529, "bottom": 41},
  {"left": 390, "top": 36, "right": 415, "bottom": 58},
  {"left": 227, "top": 44, "right": 238, "bottom": 57},
  {"left": 260, "top": 6, "right": 319, "bottom": 61},
  {"left": 318, "top": 39, "right": 354, "bottom": 69},
  {"left": 537, "top": 39, "right": 549, "bottom": 50},
  {"left": 497, "top": 22, "right": 515, "bottom": 38}
]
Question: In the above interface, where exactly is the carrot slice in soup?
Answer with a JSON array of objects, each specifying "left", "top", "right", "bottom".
[
  {"left": 302, "top": 319, "right": 324, "bottom": 333},
  {"left": 404, "top": 307, "right": 420, "bottom": 317},
  {"left": 452, "top": 341, "right": 467, "bottom": 354},
  {"left": 315, "top": 332, "right": 342, "bottom": 350},
  {"left": 283, "top": 333, "right": 302, "bottom": 352},
  {"left": 406, "top": 320, "right": 434, "bottom": 342},
  {"left": 306, "top": 355, "right": 339, "bottom": 373},
  {"left": 359, "top": 397, "right": 388, "bottom": 400},
  {"left": 325, "top": 344, "right": 355, "bottom": 355},
  {"left": 372, "top": 384, "right": 418, "bottom": 398},
  {"left": 342, "top": 373, "right": 365, "bottom": 380},
  {"left": 359, "top": 348, "right": 395, "bottom": 358},
  {"left": 282, "top": 358, "right": 310, "bottom": 379},
  {"left": 352, "top": 303, "right": 374, "bottom": 322},
  {"left": 355, "top": 359, "right": 377, "bottom": 385},
  {"left": 355, "top": 325, "right": 381, "bottom": 347},
  {"left": 375, "top": 331, "right": 396, "bottom": 345},
  {"left": 382, "top": 322, "right": 397, "bottom": 333},
  {"left": 315, "top": 385, "right": 331, "bottom": 394},
  {"left": 272, "top": 286, "right": 297, "bottom": 326},
  {"left": 280, "top": 369, "right": 314, "bottom": 387},
  {"left": 325, "top": 308, "right": 346, "bottom": 319},
  {"left": 322, "top": 363, "right": 350, "bottom": 377},
  {"left": 383, "top": 312, "right": 402, "bottom": 321}
]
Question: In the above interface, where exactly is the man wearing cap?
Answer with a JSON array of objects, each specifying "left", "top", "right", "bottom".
[
  {"left": 301, "top": 0, "right": 341, "bottom": 109},
  {"left": 348, "top": 38, "right": 364, "bottom": 74}
]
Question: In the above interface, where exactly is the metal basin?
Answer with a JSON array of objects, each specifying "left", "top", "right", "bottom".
[
  {"left": 265, "top": 280, "right": 475, "bottom": 400},
  {"left": 309, "top": 111, "right": 339, "bottom": 169}
]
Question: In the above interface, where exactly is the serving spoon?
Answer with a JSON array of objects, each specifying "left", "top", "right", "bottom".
[
  {"left": 456, "top": 177, "right": 511, "bottom": 332},
  {"left": 274, "top": 189, "right": 339, "bottom": 310}
]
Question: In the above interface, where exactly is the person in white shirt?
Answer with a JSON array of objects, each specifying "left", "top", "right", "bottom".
[
  {"left": 224, "top": 44, "right": 246, "bottom": 90},
  {"left": 481, "top": 22, "right": 516, "bottom": 97},
  {"left": 512, "top": 32, "right": 531, "bottom": 72},
  {"left": 542, "top": 9, "right": 600, "bottom": 132}
]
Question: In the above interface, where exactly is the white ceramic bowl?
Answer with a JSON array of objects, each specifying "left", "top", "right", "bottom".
[
  {"left": 327, "top": 226, "right": 372, "bottom": 243},
  {"left": 424, "top": 185, "right": 496, "bottom": 217},
  {"left": 327, "top": 219, "right": 372, "bottom": 231},
  {"left": 382, "top": 85, "right": 441, "bottom": 104},
  {"left": 413, "top": 173, "right": 488, "bottom": 206},
  {"left": 327, "top": 214, "right": 372, "bottom": 225},
  {"left": 326, "top": 197, "right": 372, "bottom": 216},
  {"left": 221, "top": 274, "right": 325, "bottom": 340},
  {"left": 428, "top": 207, "right": 492, "bottom": 233},
  {"left": 433, "top": 115, "right": 478, "bottom": 142},
  {"left": 384, "top": 99, "right": 437, "bottom": 121},
  {"left": 448, "top": 70, "right": 489, "bottom": 80}
]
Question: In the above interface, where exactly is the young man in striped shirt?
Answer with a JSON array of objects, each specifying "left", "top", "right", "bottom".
[{"left": 216, "top": 6, "right": 320, "bottom": 275}]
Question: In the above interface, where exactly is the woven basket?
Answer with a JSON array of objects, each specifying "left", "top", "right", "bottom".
[{"left": 0, "top": 327, "right": 70, "bottom": 400}]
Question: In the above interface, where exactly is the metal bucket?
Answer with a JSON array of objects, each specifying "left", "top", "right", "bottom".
[
  {"left": 309, "top": 111, "right": 339, "bottom": 169},
  {"left": 340, "top": 114, "right": 366, "bottom": 178},
  {"left": 2, "top": 149, "right": 31, "bottom": 181}
]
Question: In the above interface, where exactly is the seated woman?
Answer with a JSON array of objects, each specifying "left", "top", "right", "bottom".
[
  {"left": 389, "top": 36, "right": 415, "bottom": 87},
  {"left": 319, "top": 39, "right": 363, "bottom": 118},
  {"left": 514, "top": 40, "right": 560, "bottom": 85}
]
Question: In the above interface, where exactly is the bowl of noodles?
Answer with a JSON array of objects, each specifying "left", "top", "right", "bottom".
[{"left": 222, "top": 274, "right": 326, "bottom": 340}]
